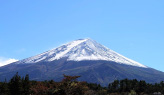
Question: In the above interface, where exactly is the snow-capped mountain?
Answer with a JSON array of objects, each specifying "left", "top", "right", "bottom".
[
  {"left": 1, "top": 38, "right": 164, "bottom": 86},
  {"left": 17, "top": 38, "right": 146, "bottom": 68}
]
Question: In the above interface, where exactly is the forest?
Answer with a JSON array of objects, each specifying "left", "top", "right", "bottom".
[{"left": 0, "top": 73, "right": 164, "bottom": 95}]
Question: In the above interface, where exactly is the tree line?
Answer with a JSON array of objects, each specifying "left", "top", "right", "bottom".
[
  {"left": 0, "top": 73, "right": 164, "bottom": 95},
  {"left": 108, "top": 79, "right": 164, "bottom": 95}
]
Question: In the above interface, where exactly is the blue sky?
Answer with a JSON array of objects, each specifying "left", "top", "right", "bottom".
[{"left": 0, "top": 0, "right": 164, "bottom": 71}]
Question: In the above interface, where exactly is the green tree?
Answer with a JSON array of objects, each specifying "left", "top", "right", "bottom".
[
  {"left": 9, "top": 72, "right": 23, "bottom": 95},
  {"left": 22, "top": 74, "right": 30, "bottom": 95},
  {"left": 111, "top": 80, "right": 120, "bottom": 92},
  {"left": 136, "top": 80, "right": 146, "bottom": 93},
  {"left": 131, "top": 79, "right": 138, "bottom": 91},
  {"left": 120, "top": 79, "right": 130, "bottom": 92},
  {"left": 0, "top": 79, "right": 9, "bottom": 95}
]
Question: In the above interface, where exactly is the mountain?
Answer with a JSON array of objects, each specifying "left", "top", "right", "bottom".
[
  {"left": 16, "top": 39, "right": 146, "bottom": 68},
  {"left": 0, "top": 38, "right": 164, "bottom": 86}
]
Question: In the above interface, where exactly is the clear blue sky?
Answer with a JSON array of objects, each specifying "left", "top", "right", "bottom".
[{"left": 0, "top": 0, "right": 164, "bottom": 71}]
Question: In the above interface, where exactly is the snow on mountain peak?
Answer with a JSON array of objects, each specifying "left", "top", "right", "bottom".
[{"left": 17, "top": 38, "right": 147, "bottom": 68}]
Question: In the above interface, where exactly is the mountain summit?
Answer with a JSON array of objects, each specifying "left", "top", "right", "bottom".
[
  {"left": 0, "top": 38, "right": 164, "bottom": 86},
  {"left": 17, "top": 38, "right": 146, "bottom": 68}
]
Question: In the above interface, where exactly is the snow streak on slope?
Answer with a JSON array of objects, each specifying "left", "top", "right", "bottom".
[{"left": 17, "top": 39, "right": 147, "bottom": 68}]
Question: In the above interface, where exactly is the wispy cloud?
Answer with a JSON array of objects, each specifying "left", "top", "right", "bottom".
[{"left": 0, "top": 57, "right": 18, "bottom": 67}]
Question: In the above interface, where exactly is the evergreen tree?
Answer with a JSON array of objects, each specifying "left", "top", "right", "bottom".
[
  {"left": 9, "top": 72, "right": 23, "bottom": 95},
  {"left": 136, "top": 80, "right": 146, "bottom": 93},
  {"left": 22, "top": 74, "right": 30, "bottom": 95},
  {"left": 111, "top": 80, "right": 119, "bottom": 92},
  {"left": 131, "top": 79, "right": 138, "bottom": 91},
  {"left": 0, "top": 79, "right": 9, "bottom": 95}
]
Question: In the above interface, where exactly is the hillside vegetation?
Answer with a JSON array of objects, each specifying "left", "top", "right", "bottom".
[{"left": 0, "top": 73, "right": 164, "bottom": 95}]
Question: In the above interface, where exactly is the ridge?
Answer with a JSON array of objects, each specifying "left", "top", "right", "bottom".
[{"left": 17, "top": 38, "right": 147, "bottom": 68}]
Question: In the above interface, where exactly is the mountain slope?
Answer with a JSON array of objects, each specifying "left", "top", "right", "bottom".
[
  {"left": 0, "top": 38, "right": 164, "bottom": 86},
  {"left": 16, "top": 39, "right": 146, "bottom": 68},
  {"left": 0, "top": 60, "right": 164, "bottom": 86}
]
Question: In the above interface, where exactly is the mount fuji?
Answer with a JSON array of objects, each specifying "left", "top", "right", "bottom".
[
  {"left": 0, "top": 39, "right": 164, "bottom": 86},
  {"left": 17, "top": 39, "right": 146, "bottom": 68}
]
